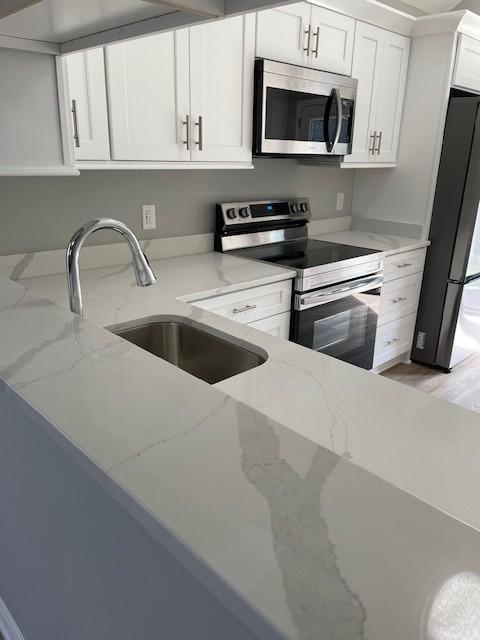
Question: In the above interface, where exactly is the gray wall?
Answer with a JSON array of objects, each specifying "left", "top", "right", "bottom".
[
  {"left": 0, "top": 386, "right": 272, "bottom": 640},
  {"left": 0, "top": 159, "right": 354, "bottom": 255}
]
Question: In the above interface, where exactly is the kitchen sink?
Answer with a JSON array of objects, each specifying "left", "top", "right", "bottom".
[{"left": 109, "top": 316, "right": 267, "bottom": 384}]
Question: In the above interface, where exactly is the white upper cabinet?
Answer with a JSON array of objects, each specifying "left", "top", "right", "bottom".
[
  {"left": 105, "top": 30, "right": 190, "bottom": 162},
  {"left": 453, "top": 34, "right": 480, "bottom": 93},
  {"left": 189, "top": 14, "right": 255, "bottom": 163},
  {"left": 347, "top": 22, "right": 383, "bottom": 164},
  {"left": 344, "top": 22, "right": 410, "bottom": 166},
  {"left": 102, "top": 15, "right": 254, "bottom": 165},
  {"left": 308, "top": 6, "right": 354, "bottom": 75},
  {"left": 373, "top": 31, "right": 410, "bottom": 163},
  {"left": 256, "top": 2, "right": 354, "bottom": 75},
  {"left": 256, "top": 3, "right": 311, "bottom": 67},
  {"left": 65, "top": 48, "right": 110, "bottom": 161}
]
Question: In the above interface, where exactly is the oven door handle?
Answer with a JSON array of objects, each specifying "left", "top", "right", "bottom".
[{"left": 298, "top": 274, "right": 384, "bottom": 309}]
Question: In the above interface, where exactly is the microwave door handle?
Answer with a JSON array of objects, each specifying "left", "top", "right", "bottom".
[
  {"left": 331, "top": 88, "right": 342, "bottom": 152},
  {"left": 324, "top": 89, "right": 335, "bottom": 152}
]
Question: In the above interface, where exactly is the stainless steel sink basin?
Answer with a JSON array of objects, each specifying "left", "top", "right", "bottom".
[{"left": 109, "top": 316, "right": 267, "bottom": 384}]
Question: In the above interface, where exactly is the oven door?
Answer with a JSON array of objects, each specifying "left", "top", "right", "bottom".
[
  {"left": 255, "top": 61, "right": 356, "bottom": 157},
  {"left": 291, "top": 274, "right": 383, "bottom": 370}
]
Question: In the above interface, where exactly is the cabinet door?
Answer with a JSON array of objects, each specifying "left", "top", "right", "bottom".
[
  {"left": 248, "top": 312, "right": 291, "bottom": 339},
  {"left": 372, "top": 31, "right": 410, "bottom": 164},
  {"left": 344, "top": 22, "right": 383, "bottom": 164},
  {"left": 189, "top": 14, "right": 255, "bottom": 163},
  {"left": 65, "top": 48, "right": 110, "bottom": 161},
  {"left": 256, "top": 2, "right": 311, "bottom": 67},
  {"left": 308, "top": 6, "right": 354, "bottom": 74},
  {"left": 453, "top": 34, "right": 480, "bottom": 93},
  {"left": 105, "top": 30, "right": 190, "bottom": 162}
]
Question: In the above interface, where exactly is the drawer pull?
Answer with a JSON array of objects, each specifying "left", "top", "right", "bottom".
[
  {"left": 386, "top": 338, "right": 399, "bottom": 346},
  {"left": 391, "top": 296, "right": 408, "bottom": 304},
  {"left": 233, "top": 304, "right": 257, "bottom": 315},
  {"left": 397, "top": 262, "right": 412, "bottom": 268}
]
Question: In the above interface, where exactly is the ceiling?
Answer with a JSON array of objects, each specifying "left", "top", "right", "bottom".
[{"left": 376, "top": 0, "right": 479, "bottom": 15}]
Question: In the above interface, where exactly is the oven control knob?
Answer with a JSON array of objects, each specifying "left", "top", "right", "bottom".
[
  {"left": 291, "top": 203, "right": 299, "bottom": 213},
  {"left": 226, "top": 208, "right": 238, "bottom": 220},
  {"left": 239, "top": 207, "right": 250, "bottom": 218},
  {"left": 300, "top": 202, "right": 309, "bottom": 213}
]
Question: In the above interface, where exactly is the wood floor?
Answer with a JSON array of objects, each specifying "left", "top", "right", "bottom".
[{"left": 382, "top": 354, "right": 480, "bottom": 413}]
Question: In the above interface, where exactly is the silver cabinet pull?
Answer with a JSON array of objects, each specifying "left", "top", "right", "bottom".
[
  {"left": 71, "top": 99, "right": 80, "bottom": 148},
  {"left": 397, "top": 262, "right": 412, "bottom": 268},
  {"left": 369, "top": 132, "right": 377, "bottom": 155},
  {"left": 387, "top": 337, "right": 399, "bottom": 346},
  {"left": 391, "top": 296, "right": 407, "bottom": 304},
  {"left": 195, "top": 116, "right": 204, "bottom": 151},
  {"left": 375, "top": 130, "right": 383, "bottom": 155},
  {"left": 233, "top": 304, "right": 257, "bottom": 315},
  {"left": 303, "top": 25, "right": 312, "bottom": 55},
  {"left": 312, "top": 26, "right": 320, "bottom": 57},
  {"left": 182, "top": 115, "right": 190, "bottom": 150}
]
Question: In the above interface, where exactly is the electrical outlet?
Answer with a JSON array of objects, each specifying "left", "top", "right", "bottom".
[
  {"left": 336, "top": 193, "right": 345, "bottom": 211},
  {"left": 141, "top": 204, "right": 156, "bottom": 231}
]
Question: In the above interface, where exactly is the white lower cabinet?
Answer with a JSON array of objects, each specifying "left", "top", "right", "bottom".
[
  {"left": 374, "top": 314, "right": 417, "bottom": 368},
  {"left": 373, "top": 247, "right": 427, "bottom": 371},
  {"left": 248, "top": 312, "right": 291, "bottom": 339},
  {"left": 191, "top": 280, "right": 292, "bottom": 339}
]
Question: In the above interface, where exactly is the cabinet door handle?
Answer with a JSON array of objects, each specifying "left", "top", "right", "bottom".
[
  {"left": 397, "top": 262, "right": 412, "bottom": 269},
  {"left": 195, "top": 116, "right": 204, "bottom": 151},
  {"left": 71, "top": 99, "right": 80, "bottom": 148},
  {"left": 233, "top": 304, "right": 257, "bottom": 315},
  {"left": 303, "top": 25, "right": 312, "bottom": 55},
  {"left": 182, "top": 115, "right": 190, "bottom": 150},
  {"left": 391, "top": 296, "right": 407, "bottom": 304},
  {"left": 312, "top": 26, "right": 320, "bottom": 57},
  {"left": 369, "top": 131, "right": 377, "bottom": 155},
  {"left": 386, "top": 337, "right": 399, "bottom": 346},
  {"left": 375, "top": 130, "right": 382, "bottom": 155}
]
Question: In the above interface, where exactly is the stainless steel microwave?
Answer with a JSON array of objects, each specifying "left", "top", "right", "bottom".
[{"left": 253, "top": 59, "right": 357, "bottom": 158}]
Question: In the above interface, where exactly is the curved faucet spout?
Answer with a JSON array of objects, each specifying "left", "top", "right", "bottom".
[{"left": 66, "top": 218, "right": 157, "bottom": 318}]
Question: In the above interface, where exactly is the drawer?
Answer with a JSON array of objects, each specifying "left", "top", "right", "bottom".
[
  {"left": 378, "top": 272, "right": 423, "bottom": 326},
  {"left": 374, "top": 313, "right": 416, "bottom": 367},
  {"left": 384, "top": 248, "right": 426, "bottom": 282},
  {"left": 191, "top": 280, "right": 292, "bottom": 324},
  {"left": 248, "top": 312, "right": 291, "bottom": 340}
]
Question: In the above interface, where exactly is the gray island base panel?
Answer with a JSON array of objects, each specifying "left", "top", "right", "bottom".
[{"left": 2, "top": 269, "right": 480, "bottom": 639}]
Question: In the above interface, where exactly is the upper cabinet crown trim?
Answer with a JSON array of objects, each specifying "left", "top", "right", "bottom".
[{"left": 412, "top": 10, "right": 480, "bottom": 39}]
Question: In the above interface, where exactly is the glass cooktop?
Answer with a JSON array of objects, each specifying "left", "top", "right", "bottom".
[{"left": 233, "top": 239, "right": 380, "bottom": 271}]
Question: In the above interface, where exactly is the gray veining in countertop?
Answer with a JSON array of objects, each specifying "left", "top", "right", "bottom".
[{"left": 2, "top": 247, "right": 480, "bottom": 640}]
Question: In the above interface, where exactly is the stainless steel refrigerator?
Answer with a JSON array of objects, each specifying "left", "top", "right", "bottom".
[{"left": 412, "top": 93, "right": 480, "bottom": 371}]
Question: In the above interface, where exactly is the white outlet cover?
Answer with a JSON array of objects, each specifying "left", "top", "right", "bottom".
[{"left": 142, "top": 204, "right": 156, "bottom": 231}]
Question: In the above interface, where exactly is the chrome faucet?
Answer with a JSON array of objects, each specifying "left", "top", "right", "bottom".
[{"left": 66, "top": 218, "right": 157, "bottom": 317}]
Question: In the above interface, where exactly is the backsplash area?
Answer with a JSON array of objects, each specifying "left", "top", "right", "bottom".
[{"left": 0, "top": 159, "right": 354, "bottom": 255}]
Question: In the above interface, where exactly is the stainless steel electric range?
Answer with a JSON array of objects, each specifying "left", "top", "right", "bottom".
[{"left": 215, "top": 198, "right": 385, "bottom": 370}]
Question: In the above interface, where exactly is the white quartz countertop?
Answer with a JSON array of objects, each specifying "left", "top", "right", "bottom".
[
  {"left": 311, "top": 229, "right": 430, "bottom": 256},
  {"left": 2, "top": 249, "right": 480, "bottom": 640}
]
